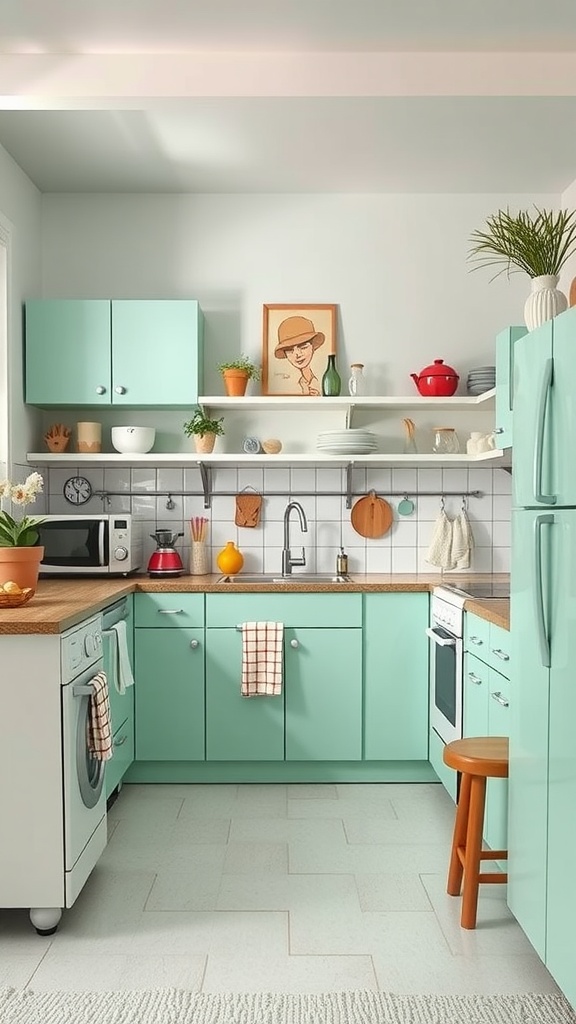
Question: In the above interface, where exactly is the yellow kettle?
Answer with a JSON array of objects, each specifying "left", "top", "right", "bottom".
[{"left": 216, "top": 541, "right": 244, "bottom": 575}]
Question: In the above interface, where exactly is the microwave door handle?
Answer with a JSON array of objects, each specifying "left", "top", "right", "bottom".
[
  {"left": 425, "top": 627, "right": 456, "bottom": 647},
  {"left": 98, "top": 520, "right": 106, "bottom": 566}
]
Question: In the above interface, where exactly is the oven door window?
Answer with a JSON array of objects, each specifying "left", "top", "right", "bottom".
[
  {"left": 431, "top": 626, "right": 457, "bottom": 728},
  {"left": 38, "top": 521, "right": 108, "bottom": 567}
]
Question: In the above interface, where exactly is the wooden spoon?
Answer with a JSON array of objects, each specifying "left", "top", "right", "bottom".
[{"left": 350, "top": 490, "right": 393, "bottom": 539}]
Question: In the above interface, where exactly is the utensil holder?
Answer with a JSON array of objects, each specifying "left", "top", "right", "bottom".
[{"left": 190, "top": 540, "right": 209, "bottom": 576}]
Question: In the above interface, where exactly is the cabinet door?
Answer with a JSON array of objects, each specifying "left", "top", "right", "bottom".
[
  {"left": 285, "top": 627, "right": 362, "bottom": 761},
  {"left": 25, "top": 299, "right": 111, "bottom": 405},
  {"left": 135, "top": 628, "right": 205, "bottom": 760},
  {"left": 512, "top": 320, "right": 553, "bottom": 508},
  {"left": 364, "top": 593, "right": 428, "bottom": 760},
  {"left": 462, "top": 651, "right": 489, "bottom": 738},
  {"left": 111, "top": 300, "right": 203, "bottom": 406},
  {"left": 106, "top": 715, "right": 135, "bottom": 799},
  {"left": 494, "top": 325, "right": 527, "bottom": 449},
  {"left": 205, "top": 629, "right": 284, "bottom": 760},
  {"left": 485, "top": 670, "right": 510, "bottom": 855},
  {"left": 548, "top": 307, "right": 576, "bottom": 506}
]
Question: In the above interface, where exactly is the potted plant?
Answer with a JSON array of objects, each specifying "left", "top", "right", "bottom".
[
  {"left": 467, "top": 206, "right": 576, "bottom": 329},
  {"left": 0, "top": 472, "right": 45, "bottom": 603},
  {"left": 183, "top": 408, "right": 225, "bottom": 454},
  {"left": 218, "top": 355, "right": 261, "bottom": 397}
]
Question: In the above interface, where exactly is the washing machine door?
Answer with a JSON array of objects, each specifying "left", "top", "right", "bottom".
[{"left": 75, "top": 688, "right": 105, "bottom": 809}]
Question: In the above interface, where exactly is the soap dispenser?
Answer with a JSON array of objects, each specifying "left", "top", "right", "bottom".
[{"left": 336, "top": 546, "right": 348, "bottom": 575}]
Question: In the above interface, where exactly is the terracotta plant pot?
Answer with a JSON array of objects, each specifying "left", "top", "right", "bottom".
[
  {"left": 222, "top": 369, "right": 249, "bottom": 397},
  {"left": 0, "top": 546, "right": 44, "bottom": 599},
  {"left": 194, "top": 433, "right": 217, "bottom": 454}
]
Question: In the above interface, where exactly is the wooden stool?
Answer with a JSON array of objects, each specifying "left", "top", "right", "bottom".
[{"left": 443, "top": 736, "right": 509, "bottom": 929}]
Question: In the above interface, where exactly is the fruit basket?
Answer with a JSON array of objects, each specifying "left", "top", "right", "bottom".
[{"left": 0, "top": 584, "right": 35, "bottom": 608}]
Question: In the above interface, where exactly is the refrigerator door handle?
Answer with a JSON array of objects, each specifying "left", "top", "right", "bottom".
[
  {"left": 533, "top": 357, "right": 556, "bottom": 505},
  {"left": 534, "top": 513, "right": 554, "bottom": 669}
]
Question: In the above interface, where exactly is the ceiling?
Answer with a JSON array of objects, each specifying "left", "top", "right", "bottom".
[{"left": 1, "top": 1, "right": 576, "bottom": 195}]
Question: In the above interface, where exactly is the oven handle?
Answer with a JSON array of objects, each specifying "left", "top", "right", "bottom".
[{"left": 426, "top": 626, "right": 456, "bottom": 647}]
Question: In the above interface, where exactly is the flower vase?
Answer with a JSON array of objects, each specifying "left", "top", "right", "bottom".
[
  {"left": 0, "top": 546, "right": 44, "bottom": 602},
  {"left": 524, "top": 275, "right": 567, "bottom": 330}
]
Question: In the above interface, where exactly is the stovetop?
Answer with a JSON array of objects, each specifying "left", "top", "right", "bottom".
[{"left": 434, "top": 580, "right": 510, "bottom": 606}]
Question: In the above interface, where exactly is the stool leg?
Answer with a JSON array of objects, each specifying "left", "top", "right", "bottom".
[
  {"left": 447, "top": 771, "right": 471, "bottom": 896},
  {"left": 461, "top": 774, "right": 487, "bottom": 929}
]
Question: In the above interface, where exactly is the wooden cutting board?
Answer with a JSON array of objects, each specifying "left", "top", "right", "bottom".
[
  {"left": 569, "top": 276, "right": 576, "bottom": 307},
  {"left": 350, "top": 491, "right": 393, "bottom": 539}
]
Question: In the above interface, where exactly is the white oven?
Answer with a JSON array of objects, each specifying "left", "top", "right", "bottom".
[{"left": 427, "top": 591, "right": 464, "bottom": 745}]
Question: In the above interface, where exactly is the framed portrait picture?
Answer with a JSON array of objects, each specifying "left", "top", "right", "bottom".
[{"left": 262, "top": 304, "right": 337, "bottom": 397}]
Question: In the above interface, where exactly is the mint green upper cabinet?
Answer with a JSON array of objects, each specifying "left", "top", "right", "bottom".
[
  {"left": 364, "top": 593, "right": 428, "bottom": 761},
  {"left": 205, "top": 628, "right": 284, "bottom": 761},
  {"left": 111, "top": 300, "right": 203, "bottom": 406},
  {"left": 512, "top": 319, "right": 553, "bottom": 509},
  {"left": 25, "top": 299, "right": 112, "bottom": 405},
  {"left": 547, "top": 307, "right": 576, "bottom": 506},
  {"left": 135, "top": 627, "right": 205, "bottom": 761},
  {"left": 494, "top": 325, "right": 527, "bottom": 449},
  {"left": 25, "top": 298, "right": 203, "bottom": 407},
  {"left": 285, "top": 627, "right": 362, "bottom": 761}
]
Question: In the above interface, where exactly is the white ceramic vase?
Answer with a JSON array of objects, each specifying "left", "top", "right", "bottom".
[{"left": 524, "top": 274, "right": 567, "bottom": 331}]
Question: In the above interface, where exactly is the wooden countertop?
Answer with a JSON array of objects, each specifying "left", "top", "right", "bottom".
[
  {"left": 0, "top": 573, "right": 510, "bottom": 635},
  {"left": 463, "top": 597, "right": 510, "bottom": 631}
]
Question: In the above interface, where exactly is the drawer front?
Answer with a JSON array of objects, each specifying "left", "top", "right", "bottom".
[
  {"left": 488, "top": 669, "right": 511, "bottom": 736},
  {"left": 464, "top": 612, "right": 491, "bottom": 658},
  {"left": 106, "top": 716, "right": 134, "bottom": 798},
  {"left": 463, "top": 651, "right": 490, "bottom": 738},
  {"left": 205, "top": 593, "right": 362, "bottom": 628},
  {"left": 135, "top": 592, "right": 205, "bottom": 628},
  {"left": 488, "top": 623, "right": 511, "bottom": 677}
]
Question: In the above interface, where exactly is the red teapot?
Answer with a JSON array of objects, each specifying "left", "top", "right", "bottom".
[{"left": 410, "top": 359, "right": 459, "bottom": 397}]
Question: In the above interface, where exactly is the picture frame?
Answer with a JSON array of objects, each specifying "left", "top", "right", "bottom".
[{"left": 262, "top": 304, "right": 338, "bottom": 397}]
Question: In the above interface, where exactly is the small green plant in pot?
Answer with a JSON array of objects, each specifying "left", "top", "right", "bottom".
[
  {"left": 183, "top": 408, "right": 225, "bottom": 454},
  {"left": 218, "top": 355, "right": 261, "bottom": 397},
  {"left": 467, "top": 206, "right": 576, "bottom": 329}
]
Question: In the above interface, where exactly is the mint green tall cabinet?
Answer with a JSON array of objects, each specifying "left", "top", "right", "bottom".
[
  {"left": 364, "top": 593, "right": 428, "bottom": 760},
  {"left": 494, "top": 325, "right": 527, "bottom": 449},
  {"left": 25, "top": 298, "right": 203, "bottom": 406}
]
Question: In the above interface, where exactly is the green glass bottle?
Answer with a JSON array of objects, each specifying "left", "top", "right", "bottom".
[{"left": 322, "top": 354, "right": 341, "bottom": 396}]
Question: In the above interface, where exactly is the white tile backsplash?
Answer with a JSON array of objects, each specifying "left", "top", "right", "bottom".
[{"left": 43, "top": 462, "right": 510, "bottom": 574}]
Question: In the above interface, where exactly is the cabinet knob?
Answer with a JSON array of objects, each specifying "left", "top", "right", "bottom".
[
  {"left": 493, "top": 427, "right": 504, "bottom": 435},
  {"left": 492, "top": 648, "right": 510, "bottom": 661},
  {"left": 468, "top": 672, "right": 482, "bottom": 685},
  {"left": 115, "top": 385, "right": 127, "bottom": 395},
  {"left": 491, "top": 691, "right": 509, "bottom": 707},
  {"left": 469, "top": 636, "right": 483, "bottom": 645},
  {"left": 290, "top": 638, "right": 299, "bottom": 649},
  {"left": 95, "top": 385, "right": 106, "bottom": 395},
  {"left": 190, "top": 639, "right": 199, "bottom": 650}
]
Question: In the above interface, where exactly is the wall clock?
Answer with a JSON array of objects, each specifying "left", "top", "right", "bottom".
[{"left": 63, "top": 476, "right": 93, "bottom": 506}]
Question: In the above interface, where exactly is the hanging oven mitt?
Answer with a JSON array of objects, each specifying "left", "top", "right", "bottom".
[
  {"left": 426, "top": 508, "right": 454, "bottom": 570},
  {"left": 235, "top": 491, "right": 262, "bottom": 528}
]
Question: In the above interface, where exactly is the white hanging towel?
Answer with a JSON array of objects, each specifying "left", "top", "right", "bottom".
[
  {"left": 108, "top": 619, "right": 135, "bottom": 694},
  {"left": 452, "top": 508, "right": 474, "bottom": 570},
  {"left": 426, "top": 508, "right": 454, "bottom": 570}
]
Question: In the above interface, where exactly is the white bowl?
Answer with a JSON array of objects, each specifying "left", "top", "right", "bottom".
[{"left": 111, "top": 426, "right": 156, "bottom": 454}]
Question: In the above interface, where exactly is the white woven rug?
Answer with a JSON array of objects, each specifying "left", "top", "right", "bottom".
[{"left": 0, "top": 988, "right": 575, "bottom": 1024}]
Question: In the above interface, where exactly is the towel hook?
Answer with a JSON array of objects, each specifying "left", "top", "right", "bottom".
[
  {"left": 461, "top": 495, "right": 468, "bottom": 511},
  {"left": 440, "top": 495, "right": 445, "bottom": 511}
]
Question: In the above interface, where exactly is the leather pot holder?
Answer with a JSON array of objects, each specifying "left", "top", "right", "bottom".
[{"left": 235, "top": 491, "right": 262, "bottom": 528}]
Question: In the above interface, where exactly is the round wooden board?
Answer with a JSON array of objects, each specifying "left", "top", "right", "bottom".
[
  {"left": 569, "top": 276, "right": 576, "bottom": 307},
  {"left": 350, "top": 490, "right": 393, "bottom": 538}
]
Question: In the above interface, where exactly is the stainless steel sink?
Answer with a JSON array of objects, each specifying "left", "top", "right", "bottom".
[{"left": 217, "top": 573, "right": 351, "bottom": 584}]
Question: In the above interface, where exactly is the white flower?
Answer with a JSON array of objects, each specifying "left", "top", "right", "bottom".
[{"left": 0, "top": 479, "right": 11, "bottom": 499}]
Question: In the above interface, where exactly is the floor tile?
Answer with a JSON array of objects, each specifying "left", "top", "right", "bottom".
[
  {"left": 223, "top": 841, "right": 289, "bottom": 875},
  {"left": 202, "top": 953, "right": 377, "bottom": 994},
  {"left": 0, "top": 954, "right": 50, "bottom": 988},
  {"left": 217, "top": 873, "right": 360, "bottom": 913},
  {"left": 288, "top": 797, "right": 397, "bottom": 820},
  {"left": 289, "top": 907, "right": 449, "bottom": 956},
  {"left": 355, "top": 873, "right": 433, "bottom": 912},
  {"left": 371, "top": 950, "right": 562, "bottom": 995},
  {"left": 289, "top": 838, "right": 448, "bottom": 875},
  {"left": 127, "top": 911, "right": 289, "bottom": 956},
  {"left": 0, "top": 910, "right": 55, "bottom": 955},
  {"left": 145, "top": 868, "right": 222, "bottom": 912},
  {"left": 343, "top": 815, "right": 454, "bottom": 845},
  {"left": 27, "top": 952, "right": 206, "bottom": 991},
  {"left": 286, "top": 783, "right": 338, "bottom": 800},
  {"left": 229, "top": 817, "right": 345, "bottom": 845}
]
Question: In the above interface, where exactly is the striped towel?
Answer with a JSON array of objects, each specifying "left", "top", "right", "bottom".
[
  {"left": 87, "top": 670, "right": 113, "bottom": 761},
  {"left": 241, "top": 622, "right": 284, "bottom": 697}
]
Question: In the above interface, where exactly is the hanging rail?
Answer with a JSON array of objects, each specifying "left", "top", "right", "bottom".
[{"left": 93, "top": 487, "right": 483, "bottom": 511}]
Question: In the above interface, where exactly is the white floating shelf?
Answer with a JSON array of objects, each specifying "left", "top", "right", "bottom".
[
  {"left": 198, "top": 389, "right": 495, "bottom": 411},
  {"left": 27, "top": 448, "right": 507, "bottom": 468}
]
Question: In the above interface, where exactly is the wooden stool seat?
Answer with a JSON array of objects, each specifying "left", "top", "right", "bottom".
[{"left": 443, "top": 736, "right": 509, "bottom": 929}]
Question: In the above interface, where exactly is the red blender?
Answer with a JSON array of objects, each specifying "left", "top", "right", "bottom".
[{"left": 147, "top": 529, "right": 185, "bottom": 578}]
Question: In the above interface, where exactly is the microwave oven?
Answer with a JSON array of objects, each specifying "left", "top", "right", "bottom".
[{"left": 38, "top": 514, "right": 143, "bottom": 576}]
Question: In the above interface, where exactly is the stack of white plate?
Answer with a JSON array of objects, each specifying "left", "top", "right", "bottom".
[
  {"left": 316, "top": 429, "right": 378, "bottom": 455},
  {"left": 467, "top": 366, "right": 496, "bottom": 395}
]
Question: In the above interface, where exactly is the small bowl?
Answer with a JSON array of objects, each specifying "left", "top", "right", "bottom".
[
  {"left": 0, "top": 586, "right": 34, "bottom": 608},
  {"left": 262, "top": 438, "right": 282, "bottom": 454},
  {"left": 111, "top": 426, "right": 156, "bottom": 454}
]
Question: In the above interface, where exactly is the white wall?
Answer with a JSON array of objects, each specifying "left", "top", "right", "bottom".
[
  {"left": 0, "top": 142, "right": 42, "bottom": 471},
  {"left": 40, "top": 192, "right": 553, "bottom": 394}
]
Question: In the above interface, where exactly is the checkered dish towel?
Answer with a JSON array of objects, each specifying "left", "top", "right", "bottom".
[
  {"left": 88, "top": 670, "right": 113, "bottom": 760},
  {"left": 241, "top": 622, "right": 284, "bottom": 697}
]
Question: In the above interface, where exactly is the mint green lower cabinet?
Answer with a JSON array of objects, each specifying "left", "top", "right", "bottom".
[
  {"left": 106, "top": 716, "right": 135, "bottom": 798},
  {"left": 364, "top": 593, "right": 428, "bottom": 760},
  {"left": 205, "top": 629, "right": 284, "bottom": 760},
  {"left": 285, "top": 627, "right": 362, "bottom": 761},
  {"left": 485, "top": 670, "right": 510, "bottom": 857},
  {"left": 135, "top": 628, "right": 205, "bottom": 760},
  {"left": 429, "top": 728, "right": 456, "bottom": 801},
  {"left": 463, "top": 652, "right": 489, "bottom": 738}
]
